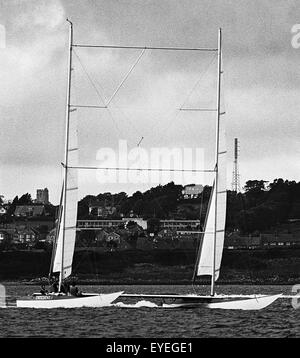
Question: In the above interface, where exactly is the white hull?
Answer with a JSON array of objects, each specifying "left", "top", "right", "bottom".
[
  {"left": 16, "top": 291, "right": 123, "bottom": 309},
  {"left": 119, "top": 293, "right": 282, "bottom": 310},
  {"left": 207, "top": 294, "right": 282, "bottom": 310}
]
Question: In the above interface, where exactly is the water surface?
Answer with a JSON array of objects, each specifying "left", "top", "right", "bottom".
[{"left": 0, "top": 284, "right": 299, "bottom": 338}]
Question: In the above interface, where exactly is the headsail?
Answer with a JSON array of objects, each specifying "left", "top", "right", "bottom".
[
  {"left": 49, "top": 181, "right": 64, "bottom": 278},
  {"left": 52, "top": 20, "right": 78, "bottom": 282},
  {"left": 52, "top": 108, "right": 78, "bottom": 279},
  {"left": 195, "top": 28, "right": 226, "bottom": 282},
  {"left": 195, "top": 119, "right": 227, "bottom": 280}
]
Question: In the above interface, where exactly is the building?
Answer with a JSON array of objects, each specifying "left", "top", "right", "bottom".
[
  {"left": 14, "top": 205, "right": 46, "bottom": 217},
  {"left": 224, "top": 232, "right": 300, "bottom": 250},
  {"left": 36, "top": 188, "right": 49, "bottom": 204},
  {"left": 11, "top": 227, "right": 39, "bottom": 248},
  {"left": 261, "top": 234, "right": 300, "bottom": 248},
  {"left": 160, "top": 220, "right": 201, "bottom": 230},
  {"left": 182, "top": 184, "right": 203, "bottom": 199},
  {"left": 224, "top": 235, "right": 262, "bottom": 250},
  {"left": 123, "top": 217, "right": 147, "bottom": 230},
  {"left": 77, "top": 218, "right": 201, "bottom": 232},
  {"left": 88, "top": 200, "right": 117, "bottom": 218},
  {"left": 0, "top": 230, "right": 10, "bottom": 243},
  {"left": 77, "top": 219, "right": 123, "bottom": 230},
  {"left": 0, "top": 205, "right": 7, "bottom": 215}
]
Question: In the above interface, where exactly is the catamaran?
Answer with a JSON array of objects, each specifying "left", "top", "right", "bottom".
[
  {"left": 16, "top": 19, "right": 123, "bottom": 308},
  {"left": 16, "top": 21, "right": 288, "bottom": 310},
  {"left": 119, "top": 28, "right": 283, "bottom": 310}
]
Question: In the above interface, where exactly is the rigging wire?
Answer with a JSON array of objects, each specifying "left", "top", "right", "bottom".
[
  {"left": 89, "top": 51, "right": 146, "bottom": 146},
  {"left": 73, "top": 49, "right": 122, "bottom": 138},
  {"left": 67, "top": 165, "right": 214, "bottom": 173},
  {"left": 149, "top": 52, "right": 217, "bottom": 148},
  {"left": 72, "top": 47, "right": 218, "bottom": 189},
  {"left": 106, "top": 48, "right": 146, "bottom": 107},
  {"left": 73, "top": 44, "right": 218, "bottom": 51},
  {"left": 73, "top": 48, "right": 143, "bottom": 147},
  {"left": 73, "top": 49, "right": 106, "bottom": 105},
  {"left": 180, "top": 52, "right": 217, "bottom": 110}
]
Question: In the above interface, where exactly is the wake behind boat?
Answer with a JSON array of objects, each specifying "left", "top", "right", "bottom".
[{"left": 119, "top": 293, "right": 283, "bottom": 310}]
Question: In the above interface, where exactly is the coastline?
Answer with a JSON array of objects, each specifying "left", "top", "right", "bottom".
[{"left": 1, "top": 248, "right": 299, "bottom": 286}]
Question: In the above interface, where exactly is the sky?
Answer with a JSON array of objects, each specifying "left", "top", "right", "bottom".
[{"left": 0, "top": 0, "right": 299, "bottom": 204}]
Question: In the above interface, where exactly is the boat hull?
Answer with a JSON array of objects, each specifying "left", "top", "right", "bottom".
[
  {"left": 16, "top": 291, "right": 123, "bottom": 309},
  {"left": 119, "top": 293, "right": 282, "bottom": 310},
  {"left": 207, "top": 294, "right": 282, "bottom": 310}
]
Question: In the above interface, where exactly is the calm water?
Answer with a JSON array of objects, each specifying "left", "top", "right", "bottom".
[{"left": 0, "top": 284, "right": 299, "bottom": 338}]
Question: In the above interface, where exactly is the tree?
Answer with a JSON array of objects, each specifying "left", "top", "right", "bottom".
[
  {"left": 244, "top": 180, "right": 267, "bottom": 207},
  {"left": 147, "top": 218, "right": 160, "bottom": 234},
  {"left": 18, "top": 193, "right": 33, "bottom": 205},
  {"left": 6, "top": 196, "right": 19, "bottom": 216}
]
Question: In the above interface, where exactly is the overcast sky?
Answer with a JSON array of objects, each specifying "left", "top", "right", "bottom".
[{"left": 0, "top": 0, "right": 299, "bottom": 204}]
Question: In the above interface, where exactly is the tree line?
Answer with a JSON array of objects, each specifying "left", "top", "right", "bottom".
[
  {"left": 1, "top": 178, "right": 299, "bottom": 235},
  {"left": 78, "top": 179, "right": 300, "bottom": 234}
]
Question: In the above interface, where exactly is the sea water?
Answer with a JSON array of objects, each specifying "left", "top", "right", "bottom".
[{"left": 0, "top": 284, "right": 299, "bottom": 338}]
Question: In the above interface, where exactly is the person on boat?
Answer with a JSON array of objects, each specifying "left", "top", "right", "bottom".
[
  {"left": 69, "top": 282, "right": 82, "bottom": 297},
  {"left": 59, "top": 282, "right": 68, "bottom": 295},
  {"left": 49, "top": 278, "right": 59, "bottom": 293},
  {"left": 40, "top": 284, "right": 48, "bottom": 295},
  {"left": 64, "top": 281, "right": 70, "bottom": 295}
]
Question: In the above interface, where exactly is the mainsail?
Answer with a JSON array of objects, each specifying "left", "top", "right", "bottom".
[{"left": 52, "top": 109, "right": 78, "bottom": 279}]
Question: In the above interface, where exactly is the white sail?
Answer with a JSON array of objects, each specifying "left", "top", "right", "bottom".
[
  {"left": 52, "top": 108, "right": 78, "bottom": 279},
  {"left": 196, "top": 111, "right": 226, "bottom": 281}
]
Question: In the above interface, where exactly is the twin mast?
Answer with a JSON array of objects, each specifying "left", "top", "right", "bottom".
[{"left": 57, "top": 21, "right": 225, "bottom": 296}]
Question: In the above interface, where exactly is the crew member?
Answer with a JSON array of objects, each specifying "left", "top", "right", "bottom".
[{"left": 40, "top": 284, "right": 48, "bottom": 295}]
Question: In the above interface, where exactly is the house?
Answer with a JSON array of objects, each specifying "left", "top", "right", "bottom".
[
  {"left": 0, "top": 205, "right": 7, "bottom": 216},
  {"left": 160, "top": 219, "right": 201, "bottom": 230},
  {"left": 0, "top": 230, "right": 10, "bottom": 243},
  {"left": 157, "top": 228, "right": 174, "bottom": 238},
  {"left": 182, "top": 184, "right": 203, "bottom": 199},
  {"left": 123, "top": 217, "right": 147, "bottom": 230},
  {"left": 11, "top": 227, "right": 39, "bottom": 248},
  {"left": 94, "top": 230, "right": 121, "bottom": 251},
  {"left": 95, "top": 229, "right": 109, "bottom": 244},
  {"left": 14, "top": 205, "right": 46, "bottom": 217},
  {"left": 107, "top": 231, "right": 121, "bottom": 243},
  {"left": 224, "top": 235, "right": 262, "bottom": 250},
  {"left": 261, "top": 234, "right": 300, "bottom": 248},
  {"left": 88, "top": 201, "right": 117, "bottom": 218}
]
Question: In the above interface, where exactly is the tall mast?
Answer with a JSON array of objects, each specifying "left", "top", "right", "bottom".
[
  {"left": 59, "top": 19, "right": 73, "bottom": 291},
  {"left": 211, "top": 28, "right": 222, "bottom": 296}
]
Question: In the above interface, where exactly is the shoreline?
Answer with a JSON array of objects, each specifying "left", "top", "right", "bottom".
[
  {"left": 1, "top": 279, "right": 298, "bottom": 286},
  {"left": 1, "top": 248, "right": 299, "bottom": 287}
]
